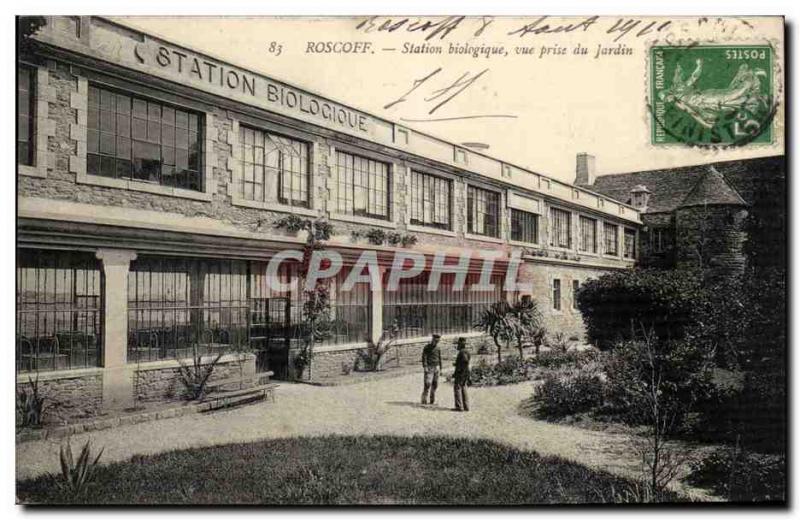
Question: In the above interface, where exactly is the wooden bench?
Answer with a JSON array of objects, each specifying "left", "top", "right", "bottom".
[{"left": 202, "top": 371, "right": 279, "bottom": 410}]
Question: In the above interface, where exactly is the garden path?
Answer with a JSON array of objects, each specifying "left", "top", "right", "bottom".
[{"left": 16, "top": 372, "right": 716, "bottom": 500}]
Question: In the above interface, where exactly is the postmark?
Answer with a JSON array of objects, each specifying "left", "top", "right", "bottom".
[{"left": 650, "top": 44, "right": 774, "bottom": 146}]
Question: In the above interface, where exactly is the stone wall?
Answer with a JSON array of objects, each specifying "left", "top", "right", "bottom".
[
  {"left": 16, "top": 369, "right": 103, "bottom": 424},
  {"left": 518, "top": 260, "right": 616, "bottom": 342},
  {"left": 133, "top": 354, "right": 256, "bottom": 404},
  {"left": 675, "top": 205, "right": 748, "bottom": 280},
  {"left": 305, "top": 334, "right": 488, "bottom": 380}
]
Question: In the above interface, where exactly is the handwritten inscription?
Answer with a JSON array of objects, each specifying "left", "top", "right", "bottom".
[
  {"left": 384, "top": 67, "right": 517, "bottom": 123},
  {"left": 355, "top": 15, "right": 673, "bottom": 43}
]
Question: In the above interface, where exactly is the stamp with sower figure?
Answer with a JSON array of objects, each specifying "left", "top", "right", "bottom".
[{"left": 650, "top": 45, "right": 774, "bottom": 146}]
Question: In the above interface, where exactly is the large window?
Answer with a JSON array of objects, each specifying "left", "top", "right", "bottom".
[
  {"left": 127, "top": 257, "right": 249, "bottom": 362},
  {"left": 579, "top": 216, "right": 597, "bottom": 253},
  {"left": 624, "top": 228, "right": 637, "bottom": 259},
  {"left": 335, "top": 151, "right": 390, "bottom": 219},
  {"left": 467, "top": 186, "right": 500, "bottom": 237},
  {"left": 383, "top": 272, "right": 504, "bottom": 339},
  {"left": 604, "top": 223, "right": 619, "bottom": 256},
  {"left": 88, "top": 85, "right": 203, "bottom": 191},
  {"left": 550, "top": 207, "right": 572, "bottom": 249},
  {"left": 510, "top": 209, "right": 539, "bottom": 244},
  {"left": 16, "top": 251, "right": 102, "bottom": 373},
  {"left": 17, "top": 66, "right": 35, "bottom": 167},
  {"left": 128, "top": 257, "right": 371, "bottom": 363},
  {"left": 410, "top": 170, "right": 451, "bottom": 229},
  {"left": 239, "top": 126, "right": 310, "bottom": 207}
]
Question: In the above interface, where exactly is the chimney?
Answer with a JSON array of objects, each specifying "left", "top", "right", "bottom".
[{"left": 575, "top": 153, "right": 596, "bottom": 186}]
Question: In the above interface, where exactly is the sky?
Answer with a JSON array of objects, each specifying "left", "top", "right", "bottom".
[{"left": 114, "top": 15, "right": 784, "bottom": 184}]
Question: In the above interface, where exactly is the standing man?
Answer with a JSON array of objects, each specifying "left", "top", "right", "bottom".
[
  {"left": 453, "top": 337, "right": 471, "bottom": 412},
  {"left": 420, "top": 334, "right": 443, "bottom": 405}
]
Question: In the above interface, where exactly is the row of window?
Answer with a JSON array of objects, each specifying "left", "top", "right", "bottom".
[
  {"left": 17, "top": 69, "right": 637, "bottom": 256},
  {"left": 535, "top": 207, "right": 636, "bottom": 258},
  {"left": 16, "top": 251, "right": 505, "bottom": 373}
]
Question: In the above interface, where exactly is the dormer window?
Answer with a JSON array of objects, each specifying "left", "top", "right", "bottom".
[{"left": 630, "top": 185, "right": 651, "bottom": 210}]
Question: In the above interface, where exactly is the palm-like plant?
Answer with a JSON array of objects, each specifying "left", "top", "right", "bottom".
[
  {"left": 59, "top": 439, "right": 104, "bottom": 497},
  {"left": 475, "top": 300, "right": 546, "bottom": 362},
  {"left": 474, "top": 302, "right": 516, "bottom": 364},
  {"left": 177, "top": 347, "right": 224, "bottom": 400}
]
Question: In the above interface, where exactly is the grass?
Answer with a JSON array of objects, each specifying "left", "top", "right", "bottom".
[{"left": 17, "top": 435, "right": 681, "bottom": 505}]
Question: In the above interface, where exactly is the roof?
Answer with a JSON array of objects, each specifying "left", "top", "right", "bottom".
[
  {"left": 582, "top": 155, "right": 785, "bottom": 213},
  {"left": 680, "top": 167, "right": 747, "bottom": 208}
]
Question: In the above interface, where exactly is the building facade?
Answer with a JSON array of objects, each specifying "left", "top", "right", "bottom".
[
  {"left": 578, "top": 154, "right": 785, "bottom": 279},
  {"left": 16, "top": 16, "right": 640, "bottom": 418}
]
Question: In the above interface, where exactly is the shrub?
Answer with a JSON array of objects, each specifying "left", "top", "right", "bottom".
[
  {"left": 177, "top": 349, "right": 224, "bottom": 400},
  {"left": 400, "top": 234, "right": 418, "bottom": 247},
  {"left": 356, "top": 322, "right": 399, "bottom": 371},
  {"left": 686, "top": 447, "right": 785, "bottom": 502},
  {"left": 601, "top": 338, "right": 714, "bottom": 429},
  {"left": 469, "top": 357, "right": 534, "bottom": 387},
  {"left": 16, "top": 376, "right": 52, "bottom": 428},
  {"left": 535, "top": 369, "right": 605, "bottom": 419},
  {"left": 576, "top": 269, "right": 707, "bottom": 350},
  {"left": 364, "top": 228, "right": 386, "bottom": 245},
  {"left": 59, "top": 439, "right": 104, "bottom": 497},
  {"left": 532, "top": 348, "right": 601, "bottom": 370}
]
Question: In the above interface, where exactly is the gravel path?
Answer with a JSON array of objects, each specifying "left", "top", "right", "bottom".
[{"left": 16, "top": 372, "right": 715, "bottom": 500}]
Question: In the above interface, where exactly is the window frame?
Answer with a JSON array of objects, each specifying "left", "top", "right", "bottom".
[
  {"left": 572, "top": 279, "right": 580, "bottom": 310},
  {"left": 17, "top": 65, "right": 36, "bottom": 168},
  {"left": 86, "top": 83, "right": 205, "bottom": 192},
  {"left": 334, "top": 149, "right": 392, "bottom": 222},
  {"left": 510, "top": 208, "right": 540, "bottom": 244},
  {"left": 578, "top": 215, "right": 598, "bottom": 254},
  {"left": 623, "top": 227, "right": 637, "bottom": 259},
  {"left": 466, "top": 184, "right": 502, "bottom": 238},
  {"left": 16, "top": 250, "right": 103, "bottom": 373},
  {"left": 409, "top": 169, "right": 453, "bottom": 230},
  {"left": 549, "top": 206, "right": 573, "bottom": 250},
  {"left": 75, "top": 75, "right": 215, "bottom": 202},
  {"left": 552, "top": 278, "right": 562, "bottom": 311},
  {"left": 603, "top": 222, "right": 619, "bottom": 256},
  {"left": 237, "top": 124, "right": 312, "bottom": 209},
  {"left": 650, "top": 227, "right": 670, "bottom": 254}
]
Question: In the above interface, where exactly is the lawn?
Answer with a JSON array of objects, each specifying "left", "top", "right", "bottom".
[{"left": 17, "top": 435, "right": 680, "bottom": 505}]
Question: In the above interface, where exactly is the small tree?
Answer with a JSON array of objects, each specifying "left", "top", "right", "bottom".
[
  {"left": 616, "top": 324, "right": 715, "bottom": 498},
  {"left": 474, "top": 302, "right": 515, "bottom": 364},
  {"left": 510, "top": 298, "right": 545, "bottom": 359},
  {"left": 474, "top": 300, "right": 543, "bottom": 363}
]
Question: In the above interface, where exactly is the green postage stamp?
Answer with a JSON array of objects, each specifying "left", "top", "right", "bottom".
[{"left": 650, "top": 44, "right": 774, "bottom": 146}]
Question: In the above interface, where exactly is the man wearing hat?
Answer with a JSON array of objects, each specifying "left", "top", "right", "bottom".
[
  {"left": 420, "top": 334, "right": 443, "bottom": 405},
  {"left": 453, "top": 337, "right": 471, "bottom": 412}
]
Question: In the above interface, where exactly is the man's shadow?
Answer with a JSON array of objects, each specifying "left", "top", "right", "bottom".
[{"left": 386, "top": 401, "right": 453, "bottom": 412}]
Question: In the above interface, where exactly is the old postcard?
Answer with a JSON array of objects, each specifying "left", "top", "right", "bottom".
[{"left": 15, "top": 15, "right": 786, "bottom": 505}]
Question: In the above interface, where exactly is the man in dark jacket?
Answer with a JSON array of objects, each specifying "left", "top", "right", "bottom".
[
  {"left": 420, "top": 334, "right": 443, "bottom": 405},
  {"left": 453, "top": 337, "right": 471, "bottom": 412}
]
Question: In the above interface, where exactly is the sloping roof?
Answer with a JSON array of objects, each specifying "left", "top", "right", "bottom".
[
  {"left": 583, "top": 155, "right": 785, "bottom": 214},
  {"left": 679, "top": 167, "right": 747, "bottom": 208}
]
